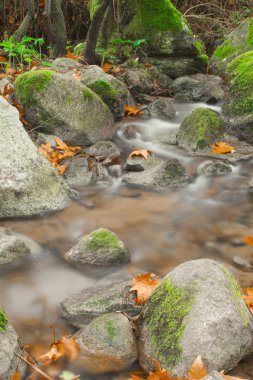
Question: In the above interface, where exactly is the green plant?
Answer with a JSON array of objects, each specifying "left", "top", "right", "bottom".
[{"left": 0, "top": 36, "right": 45, "bottom": 71}]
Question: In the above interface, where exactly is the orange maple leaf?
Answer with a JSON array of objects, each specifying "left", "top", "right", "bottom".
[
  {"left": 243, "top": 288, "right": 253, "bottom": 315},
  {"left": 38, "top": 336, "right": 80, "bottom": 365},
  {"left": 125, "top": 105, "right": 144, "bottom": 116},
  {"left": 211, "top": 142, "right": 235, "bottom": 154},
  {"left": 242, "top": 236, "right": 253, "bottom": 246},
  {"left": 131, "top": 274, "right": 161, "bottom": 305},
  {"left": 7, "top": 372, "right": 20, "bottom": 380},
  {"left": 102, "top": 62, "right": 113, "bottom": 73},
  {"left": 186, "top": 356, "right": 208, "bottom": 380},
  {"left": 66, "top": 51, "right": 79, "bottom": 61},
  {"left": 129, "top": 149, "right": 152, "bottom": 160}
]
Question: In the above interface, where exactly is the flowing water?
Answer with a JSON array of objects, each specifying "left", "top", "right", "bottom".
[{"left": 1, "top": 102, "right": 253, "bottom": 378}]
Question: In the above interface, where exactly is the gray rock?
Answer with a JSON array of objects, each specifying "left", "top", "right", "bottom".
[
  {"left": 171, "top": 74, "right": 225, "bottom": 102},
  {"left": 64, "top": 157, "right": 92, "bottom": 188},
  {"left": 148, "top": 66, "right": 173, "bottom": 88},
  {"left": 107, "top": 165, "right": 122, "bottom": 178},
  {"left": 75, "top": 313, "right": 138, "bottom": 374},
  {"left": 79, "top": 65, "right": 129, "bottom": 119},
  {"left": 198, "top": 160, "right": 233, "bottom": 176},
  {"left": 52, "top": 57, "right": 81, "bottom": 71},
  {"left": 64, "top": 228, "right": 130, "bottom": 267},
  {"left": 178, "top": 108, "right": 224, "bottom": 152},
  {"left": 221, "top": 51, "right": 253, "bottom": 143},
  {"left": 0, "top": 230, "right": 32, "bottom": 270},
  {"left": 148, "top": 57, "right": 207, "bottom": 79},
  {"left": 126, "top": 154, "right": 162, "bottom": 172},
  {"left": 211, "top": 19, "right": 253, "bottom": 75},
  {"left": 0, "top": 77, "right": 13, "bottom": 93},
  {"left": 36, "top": 133, "right": 58, "bottom": 147},
  {"left": 202, "top": 372, "right": 225, "bottom": 380},
  {"left": 158, "top": 128, "right": 179, "bottom": 146},
  {"left": 85, "top": 140, "right": 121, "bottom": 158},
  {"left": 121, "top": 69, "right": 153, "bottom": 95},
  {"left": 146, "top": 97, "right": 177, "bottom": 120},
  {"left": 59, "top": 280, "right": 140, "bottom": 328},
  {"left": 0, "top": 228, "right": 42, "bottom": 258},
  {"left": 0, "top": 317, "right": 26, "bottom": 380},
  {"left": 123, "top": 159, "right": 188, "bottom": 190},
  {"left": 138, "top": 259, "right": 253, "bottom": 376},
  {"left": 14, "top": 70, "right": 114, "bottom": 146},
  {"left": 0, "top": 97, "right": 73, "bottom": 218},
  {"left": 98, "top": 268, "right": 146, "bottom": 286}
]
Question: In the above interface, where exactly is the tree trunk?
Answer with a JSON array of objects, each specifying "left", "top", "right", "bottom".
[
  {"left": 101, "top": 2, "right": 113, "bottom": 48},
  {"left": 50, "top": 0, "right": 67, "bottom": 57},
  {"left": 83, "top": 0, "right": 111, "bottom": 64},
  {"left": 13, "top": 0, "right": 37, "bottom": 42}
]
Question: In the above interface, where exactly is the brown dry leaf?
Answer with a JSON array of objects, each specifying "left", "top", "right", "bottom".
[
  {"left": 242, "top": 236, "right": 253, "bottom": 246},
  {"left": 211, "top": 142, "right": 235, "bottom": 154},
  {"left": 66, "top": 51, "right": 79, "bottom": 61},
  {"left": 243, "top": 288, "right": 253, "bottom": 314},
  {"left": 7, "top": 372, "right": 20, "bottom": 380},
  {"left": 0, "top": 83, "right": 14, "bottom": 102},
  {"left": 111, "top": 67, "right": 122, "bottom": 75},
  {"left": 102, "top": 62, "right": 113, "bottom": 73},
  {"left": 0, "top": 55, "right": 6, "bottom": 63},
  {"left": 131, "top": 274, "right": 161, "bottom": 305},
  {"left": 125, "top": 105, "right": 144, "bottom": 116},
  {"left": 220, "top": 371, "right": 249, "bottom": 380},
  {"left": 12, "top": 100, "right": 30, "bottom": 128},
  {"left": 186, "top": 356, "right": 208, "bottom": 380},
  {"left": 72, "top": 70, "right": 81, "bottom": 81},
  {"left": 39, "top": 336, "right": 80, "bottom": 365},
  {"left": 129, "top": 149, "right": 152, "bottom": 160}
]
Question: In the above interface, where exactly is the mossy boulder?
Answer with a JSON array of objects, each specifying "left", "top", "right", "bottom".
[
  {"left": 221, "top": 51, "right": 253, "bottom": 142},
  {"left": 14, "top": 70, "right": 114, "bottom": 145},
  {"left": 64, "top": 228, "right": 130, "bottom": 268},
  {"left": 211, "top": 18, "right": 253, "bottom": 75},
  {"left": 90, "top": 0, "right": 207, "bottom": 77},
  {"left": 79, "top": 65, "right": 129, "bottom": 119},
  {"left": 0, "top": 97, "right": 73, "bottom": 218},
  {"left": 59, "top": 280, "right": 140, "bottom": 328},
  {"left": 0, "top": 316, "right": 26, "bottom": 379},
  {"left": 178, "top": 108, "right": 224, "bottom": 152},
  {"left": 139, "top": 259, "right": 253, "bottom": 376},
  {"left": 75, "top": 313, "right": 138, "bottom": 373}
]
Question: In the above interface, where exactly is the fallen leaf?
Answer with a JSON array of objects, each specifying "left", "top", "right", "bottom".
[
  {"left": 186, "top": 356, "right": 208, "bottom": 380},
  {"left": 243, "top": 288, "right": 253, "bottom": 315},
  {"left": 125, "top": 105, "right": 144, "bottom": 116},
  {"left": 131, "top": 274, "right": 161, "bottom": 305},
  {"left": 66, "top": 51, "right": 79, "bottom": 61},
  {"left": 111, "top": 67, "right": 122, "bottom": 75},
  {"left": 211, "top": 142, "right": 235, "bottom": 154},
  {"left": 72, "top": 70, "right": 81, "bottom": 81},
  {"left": 129, "top": 149, "right": 152, "bottom": 160},
  {"left": 39, "top": 336, "right": 80, "bottom": 365},
  {"left": 102, "top": 62, "right": 113, "bottom": 73},
  {"left": 7, "top": 372, "right": 20, "bottom": 380},
  {"left": 242, "top": 236, "right": 253, "bottom": 246},
  {"left": 0, "top": 55, "right": 6, "bottom": 63}
]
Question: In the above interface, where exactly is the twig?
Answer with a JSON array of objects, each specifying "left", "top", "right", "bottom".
[{"left": 14, "top": 352, "right": 54, "bottom": 380}]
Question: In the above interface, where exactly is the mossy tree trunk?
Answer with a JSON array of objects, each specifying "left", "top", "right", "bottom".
[
  {"left": 13, "top": 0, "right": 37, "bottom": 42},
  {"left": 83, "top": 0, "right": 111, "bottom": 64}
]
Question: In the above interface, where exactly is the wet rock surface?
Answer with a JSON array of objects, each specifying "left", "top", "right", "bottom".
[{"left": 198, "top": 160, "right": 233, "bottom": 176}]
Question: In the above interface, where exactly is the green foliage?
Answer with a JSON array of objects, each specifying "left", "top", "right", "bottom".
[{"left": 0, "top": 36, "right": 45, "bottom": 70}]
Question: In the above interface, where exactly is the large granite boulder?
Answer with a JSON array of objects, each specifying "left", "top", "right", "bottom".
[
  {"left": 0, "top": 97, "right": 73, "bottom": 218},
  {"left": 221, "top": 51, "right": 253, "bottom": 142},
  {"left": 14, "top": 70, "right": 114, "bottom": 145},
  {"left": 138, "top": 259, "right": 253, "bottom": 376},
  {"left": 211, "top": 18, "right": 253, "bottom": 75}
]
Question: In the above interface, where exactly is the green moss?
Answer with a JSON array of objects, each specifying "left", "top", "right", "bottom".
[
  {"left": 82, "top": 87, "right": 94, "bottom": 98},
  {"left": 221, "top": 266, "right": 249, "bottom": 326},
  {"left": 225, "top": 51, "right": 253, "bottom": 116},
  {"left": 246, "top": 18, "right": 253, "bottom": 47},
  {"left": 180, "top": 108, "right": 223, "bottom": 150},
  {"left": 106, "top": 319, "right": 117, "bottom": 339},
  {"left": 86, "top": 228, "right": 122, "bottom": 253},
  {"left": 145, "top": 279, "right": 193, "bottom": 369},
  {"left": 87, "top": 80, "right": 118, "bottom": 104},
  {"left": 213, "top": 40, "right": 242, "bottom": 61},
  {"left": 14, "top": 70, "right": 53, "bottom": 107},
  {"left": 0, "top": 309, "right": 8, "bottom": 332},
  {"left": 89, "top": 0, "right": 101, "bottom": 18}
]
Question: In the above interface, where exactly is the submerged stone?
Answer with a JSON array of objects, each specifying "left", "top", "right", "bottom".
[
  {"left": 139, "top": 259, "right": 253, "bottom": 376},
  {"left": 75, "top": 313, "right": 138, "bottom": 373},
  {"left": 198, "top": 160, "right": 233, "bottom": 176}
]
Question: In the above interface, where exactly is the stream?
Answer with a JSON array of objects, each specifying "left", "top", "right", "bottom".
[{"left": 1, "top": 101, "right": 253, "bottom": 378}]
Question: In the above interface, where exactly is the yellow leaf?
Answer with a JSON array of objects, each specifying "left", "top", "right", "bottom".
[
  {"left": 211, "top": 142, "right": 235, "bottom": 154},
  {"left": 129, "top": 149, "right": 152, "bottom": 160}
]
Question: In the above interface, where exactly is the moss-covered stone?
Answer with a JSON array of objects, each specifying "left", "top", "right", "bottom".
[
  {"left": 178, "top": 108, "right": 224, "bottom": 151},
  {"left": 14, "top": 70, "right": 53, "bottom": 107},
  {"left": 211, "top": 18, "right": 253, "bottom": 74},
  {"left": 144, "top": 279, "right": 193, "bottom": 369},
  {"left": 0, "top": 309, "right": 7, "bottom": 332},
  {"left": 87, "top": 80, "right": 118, "bottom": 104},
  {"left": 86, "top": 228, "right": 123, "bottom": 252}
]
